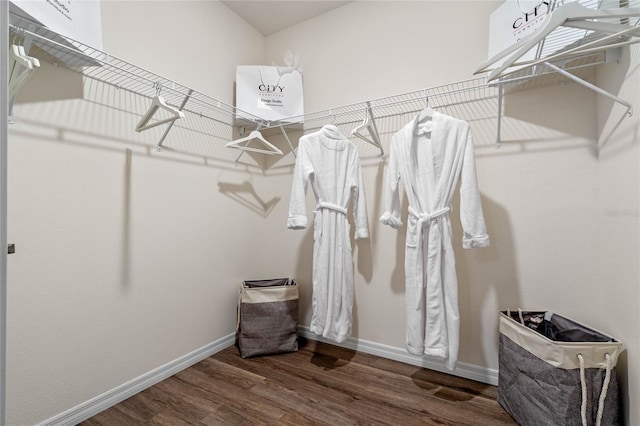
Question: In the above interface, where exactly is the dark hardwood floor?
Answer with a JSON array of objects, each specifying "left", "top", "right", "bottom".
[{"left": 80, "top": 338, "right": 516, "bottom": 425}]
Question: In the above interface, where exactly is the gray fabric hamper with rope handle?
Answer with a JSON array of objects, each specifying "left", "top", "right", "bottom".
[
  {"left": 237, "top": 278, "right": 299, "bottom": 358},
  {"left": 499, "top": 310, "right": 623, "bottom": 426}
]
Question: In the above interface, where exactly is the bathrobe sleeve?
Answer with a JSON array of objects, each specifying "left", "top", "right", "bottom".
[
  {"left": 287, "top": 139, "right": 312, "bottom": 229},
  {"left": 459, "top": 130, "right": 490, "bottom": 249},
  {"left": 379, "top": 135, "right": 403, "bottom": 229},
  {"left": 351, "top": 151, "right": 369, "bottom": 240}
]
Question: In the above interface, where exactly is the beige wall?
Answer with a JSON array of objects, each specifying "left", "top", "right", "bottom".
[
  {"left": 595, "top": 45, "right": 640, "bottom": 425},
  {"left": 6, "top": 2, "right": 266, "bottom": 425},
  {"left": 5, "top": 1, "right": 639, "bottom": 425},
  {"left": 265, "top": 1, "right": 638, "bottom": 423}
]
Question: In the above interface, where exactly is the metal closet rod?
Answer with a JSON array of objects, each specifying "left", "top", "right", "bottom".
[
  {"left": 10, "top": 19, "right": 501, "bottom": 152},
  {"left": 273, "top": 77, "right": 497, "bottom": 130},
  {"left": 251, "top": 77, "right": 502, "bottom": 159},
  {"left": 9, "top": 9, "right": 635, "bottom": 156},
  {"left": 8, "top": 9, "right": 634, "bottom": 166},
  {"left": 8, "top": 22, "right": 268, "bottom": 128}
]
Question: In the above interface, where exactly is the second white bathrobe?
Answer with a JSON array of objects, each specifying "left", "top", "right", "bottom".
[
  {"left": 288, "top": 125, "right": 369, "bottom": 343},
  {"left": 380, "top": 112, "right": 489, "bottom": 370}
]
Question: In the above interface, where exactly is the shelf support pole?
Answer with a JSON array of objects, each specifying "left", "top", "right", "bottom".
[
  {"left": 496, "top": 83, "right": 503, "bottom": 149},
  {"left": 278, "top": 122, "right": 296, "bottom": 158},
  {"left": 544, "top": 61, "right": 633, "bottom": 116}
]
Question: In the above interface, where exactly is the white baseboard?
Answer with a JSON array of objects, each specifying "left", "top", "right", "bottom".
[
  {"left": 40, "top": 328, "right": 497, "bottom": 426},
  {"left": 38, "top": 333, "right": 237, "bottom": 426},
  {"left": 298, "top": 326, "right": 498, "bottom": 386}
]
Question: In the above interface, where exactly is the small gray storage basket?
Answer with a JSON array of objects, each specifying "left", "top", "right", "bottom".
[
  {"left": 499, "top": 310, "right": 623, "bottom": 426},
  {"left": 237, "top": 278, "right": 299, "bottom": 358}
]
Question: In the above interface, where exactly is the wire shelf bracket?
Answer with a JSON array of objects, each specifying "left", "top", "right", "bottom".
[
  {"left": 11, "top": 4, "right": 631, "bottom": 161},
  {"left": 7, "top": 16, "right": 268, "bottom": 152},
  {"left": 477, "top": 0, "right": 639, "bottom": 117}
]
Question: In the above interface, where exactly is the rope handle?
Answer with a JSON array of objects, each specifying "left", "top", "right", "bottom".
[
  {"left": 578, "top": 353, "right": 613, "bottom": 426},
  {"left": 505, "top": 308, "right": 525, "bottom": 326},
  {"left": 236, "top": 282, "right": 244, "bottom": 332}
]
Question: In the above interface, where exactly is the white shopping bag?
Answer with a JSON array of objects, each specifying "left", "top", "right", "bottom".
[{"left": 235, "top": 65, "right": 304, "bottom": 123}]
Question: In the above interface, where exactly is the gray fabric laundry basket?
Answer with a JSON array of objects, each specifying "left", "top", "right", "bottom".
[
  {"left": 237, "top": 278, "right": 299, "bottom": 358},
  {"left": 499, "top": 310, "right": 623, "bottom": 426}
]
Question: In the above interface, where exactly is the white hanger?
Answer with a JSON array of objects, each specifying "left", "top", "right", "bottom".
[
  {"left": 562, "top": 19, "right": 640, "bottom": 36},
  {"left": 416, "top": 106, "right": 437, "bottom": 136},
  {"left": 417, "top": 106, "right": 435, "bottom": 123},
  {"left": 135, "top": 86, "right": 185, "bottom": 132},
  {"left": 475, "top": 2, "right": 640, "bottom": 81},
  {"left": 9, "top": 44, "right": 40, "bottom": 100},
  {"left": 10, "top": 45, "right": 32, "bottom": 72},
  {"left": 351, "top": 106, "right": 384, "bottom": 156},
  {"left": 225, "top": 130, "right": 283, "bottom": 156},
  {"left": 415, "top": 92, "right": 436, "bottom": 136}
]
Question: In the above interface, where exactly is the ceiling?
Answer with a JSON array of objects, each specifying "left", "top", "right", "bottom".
[{"left": 222, "top": 1, "right": 351, "bottom": 36}]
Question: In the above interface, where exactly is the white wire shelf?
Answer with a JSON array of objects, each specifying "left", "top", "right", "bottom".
[
  {"left": 483, "top": 0, "right": 640, "bottom": 86},
  {"left": 8, "top": 16, "right": 503, "bottom": 160},
  {"left": 8, "top": 0, "right": 634, "bottom": 165},
  {"left": 9, "top": 18, "right": 268, "bottom": 137},
  {"left": 276, "top": 78, "right": 499, "bottom": 135},
  {"left": 538, "top": 0, "right": 640, "bottom": 57}
]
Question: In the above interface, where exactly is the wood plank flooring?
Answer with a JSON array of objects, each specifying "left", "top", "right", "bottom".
[{"left": 80, "top": 338, "right": 516, "bottom": 425}]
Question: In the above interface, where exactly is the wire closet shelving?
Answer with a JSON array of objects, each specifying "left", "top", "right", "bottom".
[
  {"left": 8, "top": 15, "right": 270, "bottom": 153},
  {"left": 7, "top": 0, "right": 639, "bottom": 163}
]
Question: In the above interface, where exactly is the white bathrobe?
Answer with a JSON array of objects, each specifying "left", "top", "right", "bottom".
[
  {"left": 380, "top": 112, "right": 489, "bottom": 370},
  {"left": 288, "top": 124, "right": 369, "bottom": 343}
]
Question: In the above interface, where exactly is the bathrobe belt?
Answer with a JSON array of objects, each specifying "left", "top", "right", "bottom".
[
  {"left": 317, "top": 201, "right": 347, "bottom": 215},
  {"left": 408, "top": 206, "right": 451, "bottom": 311}
]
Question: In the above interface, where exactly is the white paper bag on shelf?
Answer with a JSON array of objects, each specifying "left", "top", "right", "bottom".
[{"left": 235, "top": 65, "right": 304, "bottom": 124}]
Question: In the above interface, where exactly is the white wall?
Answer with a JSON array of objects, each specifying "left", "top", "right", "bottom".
[
  {"left": 267, "top": 1, "right": 503, "bottom": 111},
  {"left": 596, "top": 45, "right": 640, "bottom": 425},
  {"left": 6, "top": 2, "right": 266, "bottom": 425},
  {"left": 264, "top": 0, "right": 509, "bottom": 356},
  {"left": 264, "top": 0, "right": 597, "bottom": 362},
  {"left": 5, "top": 1, "right": 639, "bottom": 425},
  {"left": 265, "top": 1, "right": 638, "bottom": 424}
]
